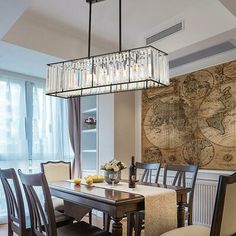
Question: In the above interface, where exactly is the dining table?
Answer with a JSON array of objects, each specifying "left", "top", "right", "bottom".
[{"left": 49, "top": 181, "right": 191, "bottom": 236}]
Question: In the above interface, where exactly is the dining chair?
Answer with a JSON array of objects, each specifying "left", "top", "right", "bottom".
[
  {"left": 0, "top": 168, "right": 73, "bottom": 236},
  {"left": 0, "top": 168, "right": 30, "bottom": 236},
  {"left": 136, "top": 162, "right": 161, "bottom": 183},
  {"left": 18, "top": 170, "right": 111, "bottom": 236},
  {"left": 41, "top": 160, "right": 92, "bottom": 224},
  {"left": 161, "top": 172, "right": 236, "bottom": 236},
  {"left": 163, "top": 164, "right": 198, "bottom": 225},
  {"left": 40, "top": 161, "right": 72, "bottom": 212},
  {"left": 128, "top": 162, "right": 161, "bottom": 236}
]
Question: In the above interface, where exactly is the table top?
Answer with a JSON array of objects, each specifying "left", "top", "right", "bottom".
[
  {"left": 49, "top": 181, "right": 191, "bottom": 205},
  {"left": 49, "top": 181, "right": 144, "bottom": 205}
]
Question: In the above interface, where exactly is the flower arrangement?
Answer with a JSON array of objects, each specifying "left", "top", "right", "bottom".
[
  {"left": 101, "top": 159, "right": 127, "bottom": 172},
  {"left": 85, "top": 116, "right": 96, "bottom": 125}
]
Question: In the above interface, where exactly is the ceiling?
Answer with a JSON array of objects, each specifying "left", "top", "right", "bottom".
[
  {"left": 0, "top": 0, "right": 236, "bottom": 78},
  {"left": 26, "top": 0, "right": 200, "bottom": 49}
]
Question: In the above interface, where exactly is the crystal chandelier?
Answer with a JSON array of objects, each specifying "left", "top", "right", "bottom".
[{"left": 46, "top": 0, "right": 169, "bottom": 98}]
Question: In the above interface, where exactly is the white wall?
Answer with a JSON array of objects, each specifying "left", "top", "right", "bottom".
[
  {"left": 114, "top": 92, "right": 135, "bottom": 179},
  {"left": 98, "top": 94, "right": 115, "bottom": 173}
]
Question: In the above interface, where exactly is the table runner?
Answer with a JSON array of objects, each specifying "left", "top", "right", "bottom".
[{"left": 91, "top": 181, "right": 177, "bottom": 236}]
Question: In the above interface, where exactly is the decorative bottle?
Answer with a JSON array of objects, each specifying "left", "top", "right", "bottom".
[{"left": 129, "top": 156, "right": 136, "bottom": 188}]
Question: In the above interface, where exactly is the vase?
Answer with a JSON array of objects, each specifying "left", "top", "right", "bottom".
[
  {"left": 88, "top": 124, "right": 96, "bottom": 129},
  {"left": 104, "top": 170, "right": 121, "bottom": 184}
]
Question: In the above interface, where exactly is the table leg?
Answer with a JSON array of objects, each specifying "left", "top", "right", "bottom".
[
  {"left": 177, "top": 201, "right": 185, "bottom": 227},
  {"left": 127, "top": 212, "right": 134, "bottom": 236},
  {"left": 112, "top": 217, "right": 123, "bottom": 236},
  {"left": 103, "top": 212, "right": 110, "bottom": 231}
]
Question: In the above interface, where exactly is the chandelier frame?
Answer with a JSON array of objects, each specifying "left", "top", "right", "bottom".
[{"left": 46, "top": 0, "right": 169, "bottom": 98}]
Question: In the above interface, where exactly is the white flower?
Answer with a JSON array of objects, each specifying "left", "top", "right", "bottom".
[
  {"left": 111, "top": 163, "right": 119, "bottom": 172},
  {"left": 100, "top": 159, "right": 127, "bottom": 171}
]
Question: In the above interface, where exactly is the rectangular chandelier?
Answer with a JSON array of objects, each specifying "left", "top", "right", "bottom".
[{"left": 46, "top": 46, "right": 169, "bottom": 98}]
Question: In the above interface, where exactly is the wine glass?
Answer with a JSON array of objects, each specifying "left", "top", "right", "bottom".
[{"left": 108, "top": 172, "right": 118, "bottom": 188}]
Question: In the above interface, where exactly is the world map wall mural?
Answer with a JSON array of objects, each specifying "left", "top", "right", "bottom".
[{"left": 142, "top": 60, "right": 236, "bottom": 170}]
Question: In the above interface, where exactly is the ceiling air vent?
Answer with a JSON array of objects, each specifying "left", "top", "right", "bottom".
[
  {"left": 169, "top": 41, "right": 236, "bottom": 69},
  {"left": 146, "top": 22, "right": 183, "bottom": 45}
]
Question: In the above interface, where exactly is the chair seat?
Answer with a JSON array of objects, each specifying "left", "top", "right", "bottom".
[
  {"left": 160, "top": 225, "right": 210, "bottom": 236},
  {"left": 25, "top": 211, "right": 73, "bottom": 230},
  {"left": 57, "top": 221, "right": 111, "bottom": 236}
]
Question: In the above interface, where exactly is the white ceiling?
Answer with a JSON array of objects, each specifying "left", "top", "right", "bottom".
[
  {"left": 26, "top": 0, "right": 200, "bottom": 49},
  {"left": 0, "top": 0, "right": 236, "bottom": 78},
  {"left": 0, "top": 0, "right": 29, "bottom": 39}
]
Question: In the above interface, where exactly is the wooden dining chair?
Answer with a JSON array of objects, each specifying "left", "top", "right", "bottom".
[
  {"left": 161, "top": 172, "right": 236, "bottom": 236},
  {"left": 18, "top": 170, "right": 111, "bottom": 236},
  {"left": 136, "top": 162, "right": 161, "bottom": 183},
  {"left": 0, "top": 168, "right": 31, "bottom": 236},
  {"left": 41, "top": 161, "right": 92, "bottom": 224},
  {"left": 163, "top": 164, "right": 198, "bottom": 225},
  {"left": 129, "top": 162, "right": 161, "bottom": 236},
  {"left": 0, "top": 168, "right": 73, "bottom": 236}
]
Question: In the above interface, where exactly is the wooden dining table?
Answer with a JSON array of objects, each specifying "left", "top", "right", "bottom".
[{"left": 49, "top": 181, "right": 191, "bottom": 236}]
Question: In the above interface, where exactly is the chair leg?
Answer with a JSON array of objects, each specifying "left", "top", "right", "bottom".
[
  {"left": 127, "top": 212, "right": 134, "bottom": 236},
  {"left": 188, "top": 209, "right": 193, "bottom": 225},
  {"left": 89, "top": 210, "right": 92, "bottom": 225},
  {"left": 134, "top": 213, "right": 142, "bottom": 236},
  {"left": 103, "top": 212, "right": 111, "bottom": 232}
]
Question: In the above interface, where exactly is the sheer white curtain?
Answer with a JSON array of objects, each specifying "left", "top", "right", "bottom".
[
  {"left": 0, "top": 76, "right": 28, "bottom": 222},
  {"left": 0, "top": 77, "right": 27, "bottom": 161},
  {"left": 31, "top": 83, "right": 72, "bottom": 171},
  {"left": 0, "top": 74, "right": 72, "bottom": 223}
]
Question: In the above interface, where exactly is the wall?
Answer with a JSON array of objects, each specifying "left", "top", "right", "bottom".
[
  {"left": 98, "top": 94, "right": 115, "bottom": 172},
  {"left": 142, "top": 60, "right": 236, "bottom": 170},
  {"left": 114, "top": 92, "right": 135, "bottom": 179}
]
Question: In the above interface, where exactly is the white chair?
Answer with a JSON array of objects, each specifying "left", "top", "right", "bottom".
[
  {"left": 161, "top": 172, "right": 236, "bottom": 236},
  {"left": 41, "top": 161, "right": 72, "bottom": 212}
]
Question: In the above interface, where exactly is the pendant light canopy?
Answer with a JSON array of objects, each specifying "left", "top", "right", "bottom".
[{"left": 46, "top": 0, "right": 169, "bottom": 98}]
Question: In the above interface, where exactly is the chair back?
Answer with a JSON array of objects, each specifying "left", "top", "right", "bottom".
[
  {"left": 163, "top": 164, "right": 198, "bottom": 188},
  {"left": 0, "top": 168, "right": 26, "bottom": 235},
  {"left": 136, "top": 162, "right": 161, "bottom": 183},
  {"left": 41, "top": 161, "right": 71, "bottom": 182},
  {"left": 18, "top": 170, "right": 57, "bottom": 236},
  {"left": 210, "top": 172, "right": 236, "bottom": 236},
  {"left": 163, "top": 164, "right": 198, "bottom": 225}
]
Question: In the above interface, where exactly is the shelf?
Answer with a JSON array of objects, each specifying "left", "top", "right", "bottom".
[
  {"left": 82, "top": 129, "right": 96, "bottom": 133},
  {"left": 82, "top": 149, "right": 96, "bottom": 153},
  {"left": 82, "top": 108, "right": 96, "bottom": 114}
]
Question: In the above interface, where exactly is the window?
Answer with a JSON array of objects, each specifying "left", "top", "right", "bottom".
[{"left": 0, "top": 73, "right": 72, "bottom": 222}]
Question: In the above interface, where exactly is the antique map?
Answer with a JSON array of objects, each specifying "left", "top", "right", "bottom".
[{"left": 142, "top": 60, "right": 236, "bottom": 170}]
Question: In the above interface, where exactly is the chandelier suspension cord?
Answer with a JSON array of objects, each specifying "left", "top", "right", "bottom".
[
  {"left": 88, "top": 0, "right": 92, "bottom": 57},
  {"left": 87, "top": 0, "right": 122, "bottom": 57},
  {"left": 119, "top": 0, "right": 122, "bottom": 52}
]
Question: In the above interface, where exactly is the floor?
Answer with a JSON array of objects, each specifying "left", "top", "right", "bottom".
[
  {"left": 0, "top": 213, "right": 140, "bottom": 236},
  {"left": 0, "top": 224, "right": 8, "bottom": 236}
]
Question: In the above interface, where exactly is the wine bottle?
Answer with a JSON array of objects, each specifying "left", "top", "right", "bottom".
[{"left": 129, "top": 156, "right": 136, "bottom": 188}]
